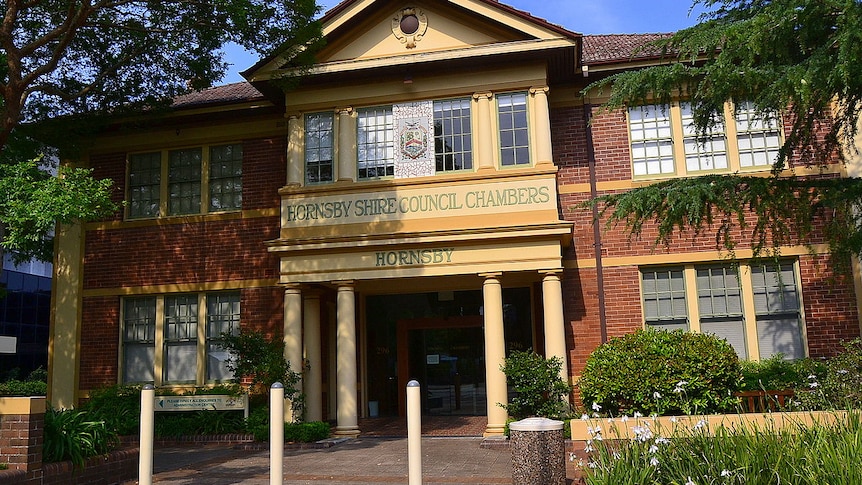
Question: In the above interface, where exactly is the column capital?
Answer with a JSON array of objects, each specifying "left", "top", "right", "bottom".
[
  {"left": 336, "top": 107, "right": 354, "bottom": 116},
  {"left": 333, "top": 279, "right": 355, "bottom": 288},
  {"left": 478, "top": 272, "right": 502, "bottom": 280},
  {"left": 529, "top": 85, "right": 550, "bottom": 96},
  {"left": 540, "top": 269, "right": 563, "bottom": 277},
  {"left": 283, "top": 283, "right": 303, "bottom": 292},
  {"left": 472, "top": 92, "right": 493, "bottom": 101},
  {"left": 286, "top": 113, "right": 300, "bottom": 120}
]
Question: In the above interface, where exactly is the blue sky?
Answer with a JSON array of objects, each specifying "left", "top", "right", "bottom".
[{"left": 221, "top": 0, "right": 705, "bottom": 83}]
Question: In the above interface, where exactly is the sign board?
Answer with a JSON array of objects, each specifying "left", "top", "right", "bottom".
[
  {"left": 155, "top": 395, "right": 248, "bottom": 417},
  {"left": 0, "top": 336, "right": 17, "bottom": 354}
]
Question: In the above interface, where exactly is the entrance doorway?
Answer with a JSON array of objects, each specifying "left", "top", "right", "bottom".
[{"left": 396, "top": 316, "right": 485, "bottom": 416}]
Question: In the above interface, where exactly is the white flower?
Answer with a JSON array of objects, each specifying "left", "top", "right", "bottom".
[
  {"left": 607, "top": 417, "right": 615, "bottom": 424},
  {"left": 673, "top": 381, "right": 687, "bottom": 393},
  {"left": 634, "top": 411, "right": 643, "bottom": 418},
  {"left": 650, "top": 456, "right": 660, "bottom": 467},
  {"left": 612, "top": 451, "right": 620, "bottom": 459},
  {"left": 648, "top": 444, "right": 659, "bottom": 454},
  {"left": 809, "top": 382, "right": 820, "bottom": 389},
  {"left": 621, "top": 415, "right": 630, "bottom": 423},
  {"left": 670, "top": 416, "right": 679, "bottom": 423},
  {"left": 655, "top": 437, "right": 669, "bottom": 445},
  {"left": 694, "top": 419, "right": 707, "bottom": 430},
  {"left": 653, "top": 391, "right": 663, "bottom": 399},
  {"left": 588, "top": 461, "right": 598, "bottom": 469},
  {"left": 591, "top": 402, "right": 602, "bottom": 412},
  {"left": 580, "top": 414, "right": 590, "bottom": 421},
  {"left": 685, "top": 477, "right": 696, "bottom": 485},
  {"left": 837, "top": 369, "right": 849, "bottom": 375},
  {"left": 584, "top": 440, "right": 594, "bottom": 453},
  {"left": 569, "top": 452, "right": 576, "bottom": 462},
  {"left": 808, "top": 374, "right": 817, "bottom": 380},
  {"left": 721, "top": 469, "right": 732, "bottom": 477}
]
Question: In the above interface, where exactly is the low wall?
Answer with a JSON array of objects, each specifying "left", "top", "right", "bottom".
[{"left": 571, "top": 410, "right": 854, "bottom": 441}]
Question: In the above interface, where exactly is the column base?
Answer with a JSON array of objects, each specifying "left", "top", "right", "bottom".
[
  {"left": 334, "top": 426, "right": 361, "bottom": 438},
  {"left": 483, "top": 423, "right": 507, "bottom": 437}
]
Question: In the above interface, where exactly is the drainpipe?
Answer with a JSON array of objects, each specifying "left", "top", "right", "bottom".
[{"left": 583, "top": 102, "right": 608, "bottom": 344}]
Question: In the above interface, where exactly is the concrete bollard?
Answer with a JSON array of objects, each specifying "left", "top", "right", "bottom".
[
  {"left": 510, "top": 417, "right": 565, "bottom": 485},
  {"left": 138, "top": 384, "right": 155, "bottom": 485},
  {"left": 407, "top": 380, "right": 422, "bottom": 485},
  {"left": 270, "top": 382, "right": 284, "bottom": 485}
]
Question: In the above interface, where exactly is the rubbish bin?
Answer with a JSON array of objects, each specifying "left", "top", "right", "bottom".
[{"left": 509, "top": 417, "right": 566, "bottom": 485}]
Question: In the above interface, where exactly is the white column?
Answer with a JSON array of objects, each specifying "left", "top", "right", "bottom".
[
  {"left": 541, "top": 271, "right": 569, "bottom": 383},
  {"left": 303, "top": 291, "right": 323, "bottom": 422},
  {"left": 286, "top": 115, "right": 304, "bottom": 186},
  {"left": 530, "top": 86, "right": 554, "bottom": 166},
  {"left": 473, "top": 92, "right": 496, "bottom": 172},
  {"left": 481, "top": 273, "right": 507, "bottom": 436},
  {"left": 335, "top": 281, "right": 359, "bottom": 436},
  {"left": 337, "top": 107, "right": 356, "bottom": 182},
  {"left": 283, "top": 285, "right": 303, "bottom": 422}
]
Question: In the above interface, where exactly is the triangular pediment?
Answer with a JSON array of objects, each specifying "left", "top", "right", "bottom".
[{"left": 245, "top": 0, "right": 579, "bottom": 82}]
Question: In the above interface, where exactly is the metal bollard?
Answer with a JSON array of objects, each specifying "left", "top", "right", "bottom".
[
  {"left": 407, "top": 380, "right": 422, "bottom": 485},
  {"left": 270, "top": 382, "right": 284, "bottom": 485},
  {"left": 138, "top": 384, "right": 155, "bottom": 485}
]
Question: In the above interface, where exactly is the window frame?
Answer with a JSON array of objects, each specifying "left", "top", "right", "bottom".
[
  {"left": 496, "top": 91, "right": 531, "bottom": 167},
  {"left": 304, "top": 111, "right": 335, "bottom": 185},
  {"left": 126, "top": 143, "right": 243, "bottom": 220},
  {"left": 639, "top": 259, "right": 806, "bottom": 361},
  {"left": 433, "top": 97, "right": 474, "bottom": 173},
  {"left": 626, "top": 100, "right": 784, "bottom": 180},
  {"left": 356, "top": 106, "right": 395, "bottom": 180},
  {"left": 120, "top": 291, "right": 240, "bottom": 386}
]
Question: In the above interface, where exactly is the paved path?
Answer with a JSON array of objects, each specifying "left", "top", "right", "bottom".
[{"left": 130, "top": 437, "right": 517, "bottom": 485}]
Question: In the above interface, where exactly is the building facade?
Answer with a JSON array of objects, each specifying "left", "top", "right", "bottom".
[{"left": 48, "top": 0, "right": 862, "bottom": 436}]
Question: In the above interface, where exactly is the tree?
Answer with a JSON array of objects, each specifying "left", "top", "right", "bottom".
[
  {"left": 585, "top": 0, "right": 862, "bottom": 270},
  {"left": 0, "top": 0, "right": 322, "bottom": 262}
]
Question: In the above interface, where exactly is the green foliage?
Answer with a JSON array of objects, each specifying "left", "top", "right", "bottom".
[
  {"left": 797, "top": 339, "right": 862, "bottom": 410},
  {"left": 578, "top": 329, "right": 742, "bottom": 416},
  {"left": 154, "top": 411, "right": 246, "bottom": 437},
  {"left": 246, "top": 405, "right": 270, "bottom": 441},
  {"left": 740, "top": 354, "right": 826, "bottom": 391},
  {"left": 82, "top": 385, "right": 142, "bottom": 436},
  {"left": 284, "top": 421, "right": 330, "bottom": 443},
  {"left": 499, "top": 350, "right": 572, "bottom": 419},
  {"left": 219, "top": 329, "right": 304, "bottom": 420},
  {"left": 0, "top": 367, "right": 48, "bottom": 396},
  {"left": 581, "top": 410, "right": 862, "bottom": 484},
  {"left": 583, "top": 0, "right": 862, "bottom": 271},
  {"left": 43, "top": 407, "right": 118, "bottom": 467},
  {"left": 0, "top": 463, "right": 7, "bottom": 470}
]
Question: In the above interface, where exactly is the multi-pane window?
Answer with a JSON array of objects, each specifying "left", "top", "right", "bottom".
[
  {"left": 164, "top": 295, "right": 198, "bottom": 383},
  {"left": 696, "top": 265, "right": 747, "bottom": 358},
  {"left": 641, "top": 268, "right": 688, "bottom": 331},
  {"left": 735, "top": 101, "right": 781, "bottom": 169},
  {"left": 128, "top": 152, "right": 161, "bottom": 219},
  {"left": 357, "top": 107, "right": 395, "bottom": 179},
  {"left": 206, "top": 293, "right": 240, "bottom": 381},
  {"left": 681, "top": 102, "right": 728, "bottom": 172},
  {"left": 209, "top": 144, "right": 243, "bottom": 211},
  {"left": 127, "top": 144, "right": 242, "bottom": 219},
  {"left": 629, "top": 104, "right": 675, "bottom": 176},
  {"left": 751, "top": 262, "right": 804, "bottom": 359},
  {"left": 305, "top": 112, "right": 334, "bottom": 184},
  {"left": 627, "top": 101, "right": 782, "bottom": 178},
  {"left": 168, "top": 149, "right": 202, "bottom": 215},
  {"left": 497, "top": 92, "right": 530, "bottom": 166},
  {"left": 121, "top": 292, "right": 239, "bottom": 385},
  {"left": 434, "top": 98, "right": 472, "bottom": 172},
  {"left": 122, "top": 298, "right": 157, "bottom": 383},
  {"left": 640, "top": 261, "right": 805, "bottom": 361}
]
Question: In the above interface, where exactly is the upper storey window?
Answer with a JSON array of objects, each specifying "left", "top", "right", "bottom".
[
  {"left": 626, "top": 101, "right": 782, "bottom": 179},
  {"left": 434, "top": 98, "right": 472, "bottom": 172},
  {"left": 127, "top": 143, "right": 243, "bottom": 220},
  {"left": 305, "top": 112, "right": 334, "bottom": 184},
  {"left": 357, "top": 106, "right": 395, "bottom": 179},
  {"left": 497, "top": 92, "right": 530, "bottom": 166}
]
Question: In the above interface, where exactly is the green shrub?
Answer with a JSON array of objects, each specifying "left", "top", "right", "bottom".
[
  {"left": 82, "top": 385, "right": 142, "bottom": 436},
  {"left": 797, "top": 338, "right": 862, "bottom": 410},
  {"left": 154, "top": 410, "right": 246, "bottom": 437},
  {"left": 0, "top": 367, "right": 48, "bottom": 396},
  {"left": 499, "top": 350, "right": 572, "bottom": 419},
  {"left": 284, "top": 421, "right": 330, "bottom": 442},
  {"left": 578, "top": 329, "right": 742, "bottom": 416},
  {"left": 43, "top": 407, "right": 118, "bottom": 467},
  {"left": 740, "top": 354, "right": 826, "bottom": 391}
]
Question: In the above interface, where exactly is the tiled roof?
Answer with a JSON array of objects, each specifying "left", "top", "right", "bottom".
[
  {"left": 171, "top": 81, "right": 265, "bottom": 108},
  {"left": 582, "top": 33, "right": 674, "bottom": 65}
]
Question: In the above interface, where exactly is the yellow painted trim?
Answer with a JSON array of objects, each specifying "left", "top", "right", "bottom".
[
  {"left": 567, "top": 245, "right": 830, "bottom": 269},
  {"left": 154, "top": 297, "right": 165, "bottom": 387},
  {"left": 48, "top": 222, "right": 84, "bottom": 409},
  {"left": 82, "top": 279, "right": 279, "bottom": 298},
  {"left": 0, "top": 397, "right": 47, "bottom": 415},
  {"left": 684, "top": 266, "right": 700, "bottom": 333},
  {"left": 739, "top": 264, "right": 760, "bottom": 360}
]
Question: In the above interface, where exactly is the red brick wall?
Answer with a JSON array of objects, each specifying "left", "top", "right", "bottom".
[
  {"left": 0, "top": 410, "right": 43, "bottom": 472},
  {"left": 800, "top": 256, "right": 861, "bottom": 358},
  {"left": 79, "top": 297, "right": 121, "bottom": 390}
]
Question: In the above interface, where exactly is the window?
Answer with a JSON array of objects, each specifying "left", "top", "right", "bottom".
[
  {"left": 497, "top": 92, "right": 530, "bottom": 166},
  {"left": 357, "top": 106, "right": 395, "bottom": 179},
  {"left": 627, "top": 101, "right": 782, "bottom": 179},
  {"left": 127, "top": 144, "right": 242, "bottom": 219},
  {"left": 434, "top": 98, "right": 472, "bottom": 172},
  {"left": 121, "top": 292, "right": 240, "bottom": 385},
  {"left": 305, "top": 112, "right": 334, "bottom": 184},
  {"left": 639, "top": 260, "right": 805, "bottom": 360},
  {"left": 629, "top": 104, "right": 675, "bottom": 176}
]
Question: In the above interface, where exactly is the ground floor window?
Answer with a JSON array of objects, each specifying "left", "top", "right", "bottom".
[
  {"left": 640, "top": 260, "right": 805, "bottom": 360},
  {"left": 364, "top": 288, "right": 533, "bottom": 417},
  {"left": 122, "top": 292, "right": 240, "bottom": 385}
]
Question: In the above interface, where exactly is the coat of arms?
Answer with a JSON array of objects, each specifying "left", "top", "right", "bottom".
[{"left": 400, "top": 122, "right": 428, "bottom": 159}]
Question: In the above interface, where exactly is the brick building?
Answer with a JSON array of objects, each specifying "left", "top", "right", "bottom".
[{"left": 48, "top": 0, "right": 861, "bottom": 437}]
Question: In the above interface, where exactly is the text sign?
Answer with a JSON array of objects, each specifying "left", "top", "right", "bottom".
[
  {"left": 0, "top": 336, "right": 16, "bottom": 354},
  {"left": 155, "top": 395, "right": 246, "bottom": 412}
]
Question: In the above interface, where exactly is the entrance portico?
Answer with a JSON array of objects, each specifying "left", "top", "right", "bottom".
[{"left": 268, "top": 169, "right": 572, "bottom": 436}]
